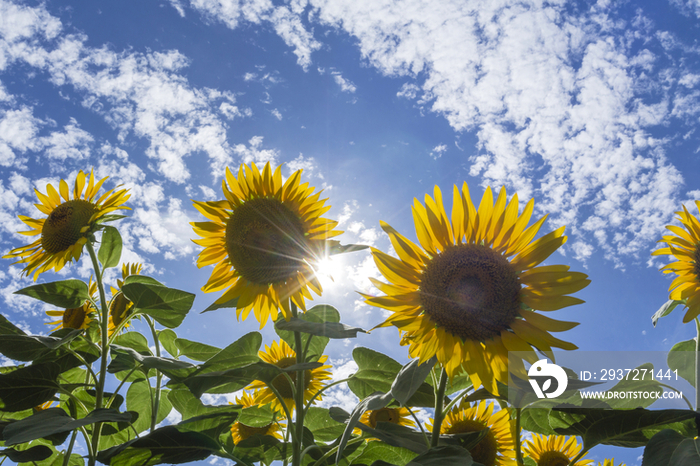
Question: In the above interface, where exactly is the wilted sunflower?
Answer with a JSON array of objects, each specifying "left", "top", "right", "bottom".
[
  {"left": 46, "top": 277, "right": 97, "bottom": 331},
  {"left": 248, "top": 339, "right": 331, "bottom": 415},
  {"left": 108, "top": 263, "right": 143, "bottom": 336},
  {"left": 230, "top": 391, "right": 284, "bottom": 444},
  {"left": 3, "top": 170, "right": 130, "bottom": 280},
  {"left": 523, "top": 434, "right": 592, "bottom": 466},
  {"left": 192, "top": 162, "right": 342, "bottom": 327},
  {"left": 426, "top": 401, "right": 514, "bottom": 466},
  {"left": 652, "top": 202, "right": 700, "bottom": 323},
  {"left": 355, "top": 406, "right": 417, "bottom": 437},
  {"left": 365, "top": 184, "right": 589, "bottom": 393}
]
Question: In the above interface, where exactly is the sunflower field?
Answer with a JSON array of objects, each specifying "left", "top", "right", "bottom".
[{"left": 0, "top": 163, "right": 698, "bottom": 466}]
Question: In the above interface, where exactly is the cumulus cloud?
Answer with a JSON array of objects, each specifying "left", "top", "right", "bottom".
[
  {"left": 429, "top": 144, "right": 447, "bottom": 160},
  {"left": 333, "top": 73, "right": 356, "bottom": 93}
]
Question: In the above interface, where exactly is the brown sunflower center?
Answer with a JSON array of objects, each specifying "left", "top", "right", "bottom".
[
  {"left": 444, "top": 419, "right": 498, "bottom": 466},
  {"left": 270, "top": 356, "right": 312, "bottom": 399},
  {"left": 419, "top": 244, "right": 521, "bottom": 342},
  {"left": 233, "top": 422, "right": 274, "bottom": 443},
  {"left": 110, "top": 293, "right": 133, "bottom": 327},
  {"left": 536, "top": 451, "right": 572, "bottom": 466},
  {"left": 41, "top": 200, "right": 98, "bottom": 254},
  {"left": 63, "top": 306, "right": 88, "bottom": 329},
  {"left": 368, "top": 408, "right": 400, "bottom": 428},
  {"left": 225, "top": 198, "right": 308, "bottom": 285},
  {"left": 694, "top": 246, "right": 700, "bottom": 279}
]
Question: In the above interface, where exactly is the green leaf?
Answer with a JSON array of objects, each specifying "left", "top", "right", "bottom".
[
  {"left": 275, "top": 305, "right": 340, "bottom": 362},
  {"left": 604, "top": 363, "right": 665, "bottom": 409},
  {"left": 276, "top": 318, "right": 366, "bottom": 339},
  {"left": 0, "top": 445, "right": 53, "bottom": 462},
  {"left": 201, "top": 296, "right": 239, "bottom": 313},
  {"left": 182, "top": 363, "right": 282, "bottom": 397},
  {"left": 328, "top": 241, "right": 369, "bottom": 255},
  {"left": 168, "top": 388, "right": 240, "bottom": 439},
  {"left": 112, "top": 332, "right": 151, "bottom": 354},
  {"left": 98, "top": 226, "right": 122, "bottom": 269},
  {"left": 178, "top": 410, "right": 240, "bottom": 440},
  {"left": 3, "top": 408, "right": 133, "bottom": 445},
  {"left": 96, "top": 425, "right": 220, "bottom": 465},
  {"left": 0, "top": 313, "right": 27, "bottom": 336},
  {"left": 0, "top": 329, "right": 83, "bottom": 362},
  {"left": 406, "top": 446, "right": 474, "bottom": 466},
  {"left": 652, "top": 300, "right": 684, "bottom": 327},
  {"left": 642, "top": 429, "right": 700, "bottom": 466},
  {"left": 523, "top": 457, "right": 538, "bottom": 466},
  {"left": 126, "top": 380, "right": 173, "bottom": 435},
  {"left": 358, "top": 421, "right": 429, "bottom": 454},
  {"left": 238, "top": 404, "right": 275, "bottom": 428},
  {"left": 174, "top": 338, "right": 221, "bottom": 362},
  {"left": 332, "top": 394, "right": 395, "bottom": 464},
  {"left": 391, "top": 357, "right": 437, "bottom": 407},
  {"left": 668, "top": 340, "right": 696, "bottom": 388},
  {"left": 551, "top": 407, "right": 697, "bottom": 449},
  {"left": 0, "top": 363, "right": 60, "bottom": 412},
  {"left": 349, "top": 442, "right": 415, "bottom": 466},
  {"left": 348, "top": 348, "right": 435, "bottom": 408},
  {"left": 108, "top": 345, "right": 195, "bottom": 380},
  {"left": 121, "top": 280, "right": 195, "bottom": 328},
  {"left": 14, "top": 280, "right": 90, "bottom": 308},
  {"left": 196, "top": 332, "right": 262, "bottom": 374},
  {"left": 96, "top": 214, "right": 128, "bottom": 224},
  {"left": 304, "top": 407, "right": 346, "bottom": 443},
  {"left": 158, "top": 329, "right": 179, "bottom": 358}
]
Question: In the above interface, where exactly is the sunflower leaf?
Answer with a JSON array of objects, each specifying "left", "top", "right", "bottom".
[
  {"left": 304, "top": 407, "right": 346, "bottom": 443},
  {"left": 181, "top": 362, "right": 278, "bottom": 397},
  {"left": 391, "top": 356, "right": 437, "bottom": 407},
  {"left": 328, "top": 241, "right": 369, "bottom": 255},
  {"left": 0, "top": 313, "right": 26, "bottom": 336},
  {"left": 126, "top": 380, "right": 172, "bottom": 435},
  {"left": 201, "top": 296, "right": 238, "bottom": 313},
  {"left": 3, "top": 407, "right": 133, "bottom": 445},
  {"left": 159, "top": 329, "right": 179, "bottom": 358},
  {"left": 0, "top": 329, "right": 83, "bottom": 362},
  {"left": 275, "top": 318, "right": 367, "bottom": 339},
  {"left": 122, "top": 281, "right": 195, "bottom": 328},
  {"left": 98, "top": 226, "right": 122, "bottom": 269},
  {"left": 642, "top": 428, "right": 700, "bottom": 465},
  {"left": 15, "top": 279, "right": 90, "bottom": 309},
  {"left": 174, "top": 338, "right": 220, "bottom": 361},
  {"left": 0, "top": 363, "right": 61, "bottom": 412},
  {"left": 0, "top": 445, "right": 54, "bottom": 462},
  {"left": 668, "top": 340, "right": 696, "bottom": 388},
  {"left": 652, "top": 300, "right": 684, "bottom": 327},
  {"left": 348, "top": 441, "right": 416, "bottom": 466},
  {"left": 406, "top": 445, "right": 476, "bottom": 466},
  {"left": 550, "top": 407, "right": 698, "bottom": 449},
  {"left": 108, "top": 345, "right": 196, "bottom": 380}
]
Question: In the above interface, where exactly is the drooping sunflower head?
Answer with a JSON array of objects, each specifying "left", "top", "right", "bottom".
[
  {"left": 192, "top": 162, "right": 342, "bottom": 328},
  {"left": 108, "top": 262, "right": 143, "bottom": 335},
  {"left": 355, "top": 406, "right": 417, "bottom": 438},
  {"left": 247, "top": 339, "right": 332, "bottom": 415},
  {"left": 426, "top": 401, "right": 514, "bottom": 466},
  {"left": 230, "top": 391, "right": 285, "bottom": 445},
  {"left": 46, "top": 277, "right": 98, "bottom": 332},
  {"left": 365, "top": 183, "right": 589, "bottom": 393},
  {"left": 3, "top": 170, "right": 131, "bottom": 280},
  {"left": 652, "top": 201, "right": 700, "bottom": 323},
  {"left": 523, "top": 434, "right": 593, "bottom": 466}
]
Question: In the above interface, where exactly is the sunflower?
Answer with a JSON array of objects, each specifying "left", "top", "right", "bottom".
[
  {"left": 364, "top": 184, "right": 589, "bottom": 393},
  {"left": 248, "top": 339, "right": 332, "bottom": 415},
  {"left": 355, "top": 406, "right": 417, "bottom": 437},
  {"left": 230, "top": 391, "right": 285, "bottom": 444},
  {"left": 523, "top": 434, "right": 592, "bottom": 466},
  {"left": 191, "top": 162, "right": 342, "bottom": 328},
  {"left": 108, "top": 262, "right": 143, "bottom": 335},
  {"left": 3, "top": 170, "right": 130, "bottom": 280},
  {"left": 598, "top": 461, "right": 625, "bottom": 466},
  {"left": 652, "top": 202, "right": 700, "bottom": 323},
  {"left": 426, "top": 401, "right": 514, "bottom": 466},
  {"left": 46, "top": 277, "right": 98, "bottom": 331}
]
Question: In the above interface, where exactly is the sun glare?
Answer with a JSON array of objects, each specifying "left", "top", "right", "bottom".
[{"left": 314, "top": 256, "right": 343, "bottom": 289}]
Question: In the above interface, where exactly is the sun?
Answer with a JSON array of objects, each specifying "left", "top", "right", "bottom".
[{"left": 314, "top": 256, "right": 343, "bottom": 289}]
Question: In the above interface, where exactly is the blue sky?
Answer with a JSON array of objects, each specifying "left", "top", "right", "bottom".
[{"left": 1, "top": 0, "right": 700, "bottom": 463}]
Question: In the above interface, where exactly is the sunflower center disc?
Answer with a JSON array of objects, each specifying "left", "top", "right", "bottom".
[
  {"left": 445, "top": 419, "right": 498, "bottom": 466},
  {"left": 41, "top": 200, "right": 98, "bottom": 254},
  {"left": 368, "top": 408, "right": 399, "bottom": 427},
  {"left": 536, "top": 451, "right": 571, "bottom": 466},
  {"left": 419, "top": 244, "right": 521, "bottom": 342},
  {"left": 270, "top": 356, "right": 312, "bottom": 399},
  {"left": 63, "top": 306, "right": 87, "bottom": 329},
  {"left": 235, "top": 423, "right": 273, "bottom": 442},
  {"left": 694, "top": 247, "right": 700, "bottom": 279},
  {"left": 225, "top": 198, "right": 307, "bottom": 285}
]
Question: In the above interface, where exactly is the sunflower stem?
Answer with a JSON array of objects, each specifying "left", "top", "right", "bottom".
[
  {"left": 430, "top": 368, "right": 448, "bottom": 448},
  {"left": 146, "top": 316, "right": 163, "bottom": 432},
  {"left": 86, "top": 240, "right": 109, "bottom": 466},
  {"left": 515, "top": 407, "right": 524, "bottom": 466},
  {"left": 695, "top": 317, "right": 700, "bottom": 411},
  {"left": 291, "top": 301, "right": 305, "bottom": 466}
]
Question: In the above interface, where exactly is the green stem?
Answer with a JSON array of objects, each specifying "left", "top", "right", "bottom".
[
  {"left": 146, "top": 316, "right": 163, "bottom": 432},
  {"left": 515, "top": 407, "right": 524, "bottom": 466},
  {"left": 695, "top": 317, "right": 700, "bottom": 410},
  {"left": 406, "top": 406, "right": 430, "bottom": 448},
  {"left": 86, "top": 241, "right": 109, "bottom": 466},
  {"left": 430, "top": 368, "right": 448, "bottom": 448},
  {"left": 310, "top": 438, "right": 365, "bottom": 466},
  {"left": 304, "top": 378, "right": 351, "bottom": 411},
  {"left": 61, "top": 430, "right": 79, "bottom": 466},
  {"left": 291, "top": 301, "right": 305, "bottom": 466}
]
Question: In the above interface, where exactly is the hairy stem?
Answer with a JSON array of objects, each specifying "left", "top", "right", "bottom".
[{"left": 430, "top": 368, "right": 448, "bottom": 448}]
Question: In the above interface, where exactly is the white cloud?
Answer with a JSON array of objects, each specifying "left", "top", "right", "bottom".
[
  {"left": 233, "top": 135, "right": 279, "bottom": 168},
  {"left": 333, "top": 73, "right": 356, "bottom": 93},
  {"left": 0, "top": 106, "right": 41, "bottom": 167},
  {"left": 271, "top": 108, "right": 283, "bottom": 120},
  {"left": 669, "top": 0, "right": 700, "bottom": 18},
  {"left": 41, "top": 119, "right": 93, "bottom": 160},
  {"left": 429, "top": 144, "right": 447, "bottom": 160}
]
